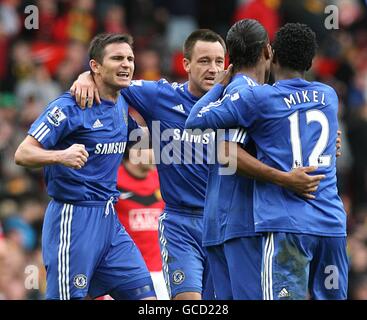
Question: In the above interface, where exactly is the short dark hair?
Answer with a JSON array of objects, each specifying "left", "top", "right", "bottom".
[
  {"left": 88, "top": 33, "right": 134, "bottom": 64},
  {"left": 273, "top": 23, "right": 317, "bottom": 72},
  {"left": 226, "top": 19, "right": 268, "bottom": 70},
  {"left": 183, "top": 29, "right": 226, "bottom": 60}
]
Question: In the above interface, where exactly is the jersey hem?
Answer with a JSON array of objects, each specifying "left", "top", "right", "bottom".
[
  {"left": 164, "top": 204, "right": 203, "bottom": 216},
  {"left": 52, "top": 198, "right": 117, "bottom": 207},
  {"left": 254, "top": 227, "right": 346, "bottom": 237},
  {"left": 203, "top": 232, "right": 260, "bottom": 247}
]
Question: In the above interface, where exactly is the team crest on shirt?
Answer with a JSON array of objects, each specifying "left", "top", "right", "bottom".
[
  {"left": 47, "top": 106, "right": 66, "bottom": 127},
  {"left": 73, "top": 274, "right": 87, "bottom": 289},
  {"left": 172, "top": 270, "right": 185, "bottom": 285}
]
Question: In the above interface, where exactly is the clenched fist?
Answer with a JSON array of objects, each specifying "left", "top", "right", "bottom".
[{"left": 60, "top": 144, "right": 89, "bottom": 169}]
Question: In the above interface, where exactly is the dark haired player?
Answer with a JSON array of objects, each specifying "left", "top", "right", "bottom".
[
  {"left": 186, "top": 23, "right": 348, "bottom": 300},
  {"left": 15, "top": 34, "right": 156, "bottom": 300}
]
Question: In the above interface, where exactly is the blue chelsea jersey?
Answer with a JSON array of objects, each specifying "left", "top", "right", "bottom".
[
  {"left": 121, "top": 80, "right": 214, "bottom": 213},
  {"left": 28, "top": 92, "right": 139, "bottom": 203},
  {"left": 186, "top": 78, "right": 346, "bottom": 236},
  {"left": 186, "top": 74, "right": 259, "bottom": 246}
]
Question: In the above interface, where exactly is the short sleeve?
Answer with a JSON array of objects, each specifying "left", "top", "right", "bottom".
[
  {"left": 222, "top": 127, "right": 250, "bottom": 147},
  {"left": 28, "top": 99, "right": 81, "bottom": 149}
]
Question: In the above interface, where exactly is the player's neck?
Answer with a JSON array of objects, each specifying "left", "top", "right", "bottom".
[
  {"left": 124, "top": 161, "right": 149, "bottom": 179},
  {"left": 188, "top": 82, "right": 205, "bottom": 98},
  {"left": 275, "top": 68, "right": 305, "bottom": 82},
  {"left": 234, "top": 67, "right": 262, "bottom": 84},
  {"left": 94, "top": 78, "right": 120, "bottom": 103}
]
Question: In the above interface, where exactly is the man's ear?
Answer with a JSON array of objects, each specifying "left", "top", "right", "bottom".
[
  {"left": 271, "top": 47, "right": 277, "bottom": 64},
  {"left": 89, "top": 59, "right": 100, "bottom": 74},
  {"left": 183, "top": 58, "right": 190, "bottom": 73},
  {"left": 264, "top": 43, "right": 272, "bottom": 61}
]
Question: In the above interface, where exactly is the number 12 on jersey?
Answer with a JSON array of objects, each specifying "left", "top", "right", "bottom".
[{"left": 288, "top": 109, "right": 331, "bottom": 169}]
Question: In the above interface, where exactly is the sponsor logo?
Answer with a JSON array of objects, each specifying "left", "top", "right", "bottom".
[
  {"left": 95, "top": 142, "right": 127, "bottom": 155},
  {"left": 172, "top": 104, "right": 185, "bottom": 114},
  {"left": 92, "top": 119, "right": 103, "bottom": 128},
  {"left": 128, "top": 208, "right": 161, "bottom": 231},
  {"left": 278, "top": 287, "right": 290, "bottom": 298}
]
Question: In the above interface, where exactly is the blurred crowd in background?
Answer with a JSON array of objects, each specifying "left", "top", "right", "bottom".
[{"left": 0, "top": 0, "right": 367, "bottom": 300}]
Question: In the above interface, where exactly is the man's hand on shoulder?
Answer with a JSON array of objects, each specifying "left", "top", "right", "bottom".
[{"left": 70, "top": 71, "right": 101, "bottom": 108}]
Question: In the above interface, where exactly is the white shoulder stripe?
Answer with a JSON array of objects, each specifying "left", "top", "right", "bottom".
[
  {"left": 32, "top": 122, "right": 46, "bottom": 137},
  {"left": 237, "top": 129, "right": 247, "bottom": 144},
  {"left": 34, "top": 125, "right": 48, "bottom": 140},
  {"left": 236, "top": 128, "right": 244, "bottom": 142},
  {"left": 232, "top": 129, "right": 239, "bottom": 142},
  {"left": 38, "top": 128, "right": 50, "bottom": 142},
  {"left": 231, "top": 128, "right": 246, "bottom": 143}
]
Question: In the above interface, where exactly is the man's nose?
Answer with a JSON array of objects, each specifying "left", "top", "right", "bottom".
[
  {"left": 120, "top": 59, "right": 130, "bottom": 68},
  {"left": 208, "top": 61, "right": 218, "bottom": 73}
]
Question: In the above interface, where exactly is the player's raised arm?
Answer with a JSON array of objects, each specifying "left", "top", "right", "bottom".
[
  {"left": 70, "top": 71, "right": 101, "bottom": 108},
  {"left": 185, "top": 65, "right": 235, "bottom": 131},
  {"left": 185, "top": 83, "right": 256, "bottom": 133},
  {"left": 15, "top": 136, "right": 88, "bottom": 169},
  {"left": 119, "top": 80, "right": 160, "bottom": 121}
]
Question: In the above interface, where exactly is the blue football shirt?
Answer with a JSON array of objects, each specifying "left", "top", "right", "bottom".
[
  {"left": 186, "top": 78, "right": 346, "bottom": 236},
  {"left": 121, "top": 80, "right": 214, "bottom": 212},
  {"left": 186, "top": 74, "right": 260, "bottom": 246},
  {"left": 28, "top": 92, "right": 139, "bottom": 203}
]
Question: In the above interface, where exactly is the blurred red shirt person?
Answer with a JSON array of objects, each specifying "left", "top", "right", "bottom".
[{"left": 115, "top": 147, "right": 169, "bottom": 299}]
